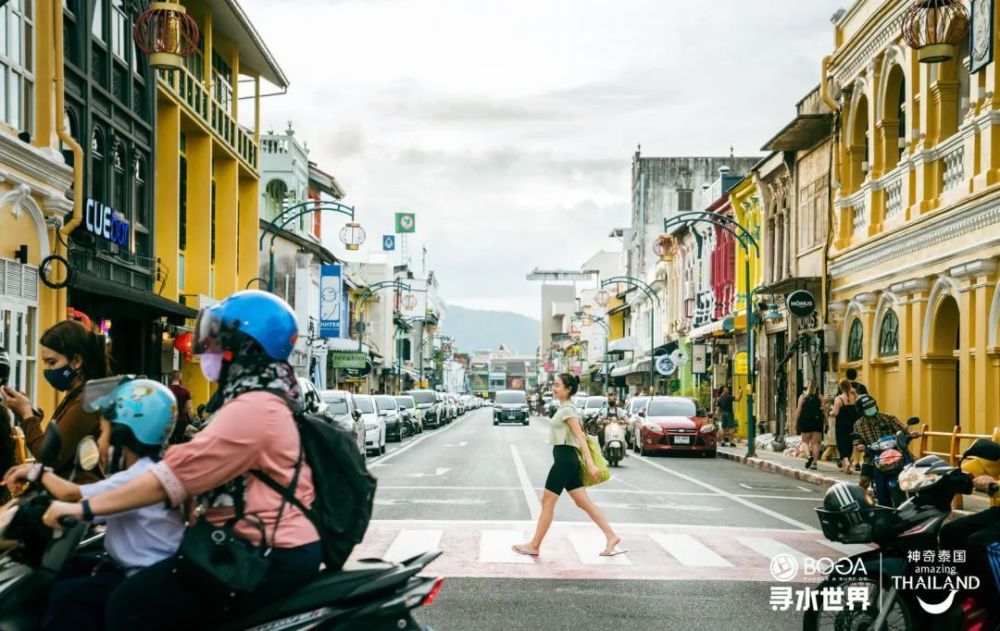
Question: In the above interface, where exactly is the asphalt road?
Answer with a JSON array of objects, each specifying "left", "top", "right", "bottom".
[{"left": 353, "top": 406, "right": 838, "bottom": 631}]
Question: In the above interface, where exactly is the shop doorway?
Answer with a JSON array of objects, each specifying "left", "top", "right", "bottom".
[{"left": 927, "top": 295, "right": 960, "bottom": 452}]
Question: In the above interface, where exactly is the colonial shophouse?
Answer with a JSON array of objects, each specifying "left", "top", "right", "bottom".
[{"left": 826, "top": 0, "right": 1000, "bottom": 444}]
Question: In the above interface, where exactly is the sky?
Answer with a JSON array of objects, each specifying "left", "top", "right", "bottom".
[{"left": 240, "top": 0, "right": 847, "bottom": 319}]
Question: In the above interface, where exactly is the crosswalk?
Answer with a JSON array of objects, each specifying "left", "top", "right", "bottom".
[{"left": 349, "top": 520, "right": 873, "bottom": 582}]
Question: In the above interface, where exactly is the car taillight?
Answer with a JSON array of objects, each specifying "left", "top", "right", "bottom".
[{"left": 423, "top": 577, "right": 444, "bottom": 606}]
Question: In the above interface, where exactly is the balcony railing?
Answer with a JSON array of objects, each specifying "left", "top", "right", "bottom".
[
  {"left": 883, "top": 172, "right": 903, "bottom": 220},
  {"left": 157, "top": 68, "right": 259, "bottom": 171},
  {"left": 941, "top": 142, "right": 965, "bottom": 193}
]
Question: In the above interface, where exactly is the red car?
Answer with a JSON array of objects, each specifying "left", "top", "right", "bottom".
[{"left": 632, "top": 396, "right": 717, "bottom": 457}]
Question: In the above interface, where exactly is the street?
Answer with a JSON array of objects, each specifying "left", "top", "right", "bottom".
[{"left": 352, "top": 407, "right": 854, "bottom": 631}]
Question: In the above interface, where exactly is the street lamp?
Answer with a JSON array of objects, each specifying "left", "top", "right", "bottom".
[
  {"left": 354, "top": 279, "right": 413, "bottom": 392},
  {"left": 902, "top": 0, "right": 969, "bottom": 63},
  {"left": 594, "top": 289, "right": 612, "bottom": 308},
  {"left": 133, "top": 2, "right": 200, "bottom": 71},
  {"left": 599, "top": 276, "right": 660, "bottom": 394},
  {"left": 339, "top": 222, "right": 366, "bottom": 251},
  {"left": 663, "top": 211, "right": 760, "bottom": 457}
]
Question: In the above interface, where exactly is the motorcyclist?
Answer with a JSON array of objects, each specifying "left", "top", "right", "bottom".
[
  {"left": 595, "top": 394, "right": 627, "bottom": 450},
  {"left": 40, "top": 291, "right": 321, "bottom": 630},
  {"left": 2, "top": 378, "right": 185, "bottom": 631},
  {"left": 851, "top": 394, "right": 918, "bottom": 492}
]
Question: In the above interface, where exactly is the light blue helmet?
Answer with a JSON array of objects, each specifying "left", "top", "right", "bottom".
[
  {"left": 111, "top": 379, "right": 177, "bottom": 452},
  {"left": 194, "top": 290, "right": 299, "bottom": 361}
]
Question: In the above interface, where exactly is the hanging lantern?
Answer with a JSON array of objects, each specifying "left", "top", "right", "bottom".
[
  {"left": 402, "top": 294, "right": 418, "bottom": 310},
  {"left": 652, "top": 234, "right": 678, "bottom": 262},
  {"left": 339, "top": 222, "right": 366, "bottom": 251},
  {"left": 133, "top": 2, "right": 201, "bottom": 72},
  {"left": 595, "top": 289, "right": 611, "bottom": 308},
  {"left": 901, "top": 0, "right": 970, "bottom": 64},
  {"left": 173, "top": 331, "right": 193, "bottom": 354}
]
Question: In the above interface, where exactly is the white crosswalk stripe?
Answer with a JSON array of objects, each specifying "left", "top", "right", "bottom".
[
  {"left": 566, "top": 531, "right": 632, "bottom": 565},
  {"left": 650, "top": 533, "right": 732, "bottom": 567},
  {"left": 815, "top": 539, "right": 874, "bottom": 557},
  {"left": 479, "top": 530, "right": 534, "bottom": 564},
  {"left": 383, "top": 529, "right": 443, "bottom": 563},
  {"left": 736, "top": 536, "right": 815, "bottom": 566}
]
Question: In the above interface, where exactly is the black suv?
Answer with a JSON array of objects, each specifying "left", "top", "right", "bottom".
[{"left": 493, "top": 390, "right": 530, "bottom": 426}]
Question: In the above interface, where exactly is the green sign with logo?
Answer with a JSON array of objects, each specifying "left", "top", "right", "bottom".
[
  {"left": 331, "top": 352, "right": 367, "bottom": 369},
  {"left": 395, "top": 212, "right": 416, "bottom": 234}
]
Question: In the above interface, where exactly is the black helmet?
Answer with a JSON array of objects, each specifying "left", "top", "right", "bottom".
[
  {"left": 817, "top": 482, "right": 884, "bottom": 543},
  {"left": 856, "top": 394, "right": 879, "bottom": 418},
  {"left": 823, "top": 482, "right": 873, "bottom": 515}
]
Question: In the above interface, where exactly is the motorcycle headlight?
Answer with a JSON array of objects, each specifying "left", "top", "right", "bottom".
[
  {"left": 898, "top": 467, "right": 938, "bottom": 492},
  {"left": 699, "top": 423, "right": 717, "bottom": 434}
]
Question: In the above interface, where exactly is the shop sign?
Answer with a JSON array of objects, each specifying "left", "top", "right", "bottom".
[
  {"left": 341, "top": 358, "right": 373, "bottom": 378},
  {"left": 331, "top": 351, "right": 366, "bottom": 369},
  {"left": 85, "top": 199, "right": 130, "bottom": 247},
  {"left": 734, "top": 351, "right": 749, "bottom": 375},
  {"left": 692, "top": 344, "right": 707, "bottom": 374},
  {"left": 655, "top": 355, "right": 676, "bottom": 376},
  {"left": 319, "top": 264, "right": 343, "bottom": 338},
  {"left": 786, "top": 290, "right": 816, "bottom": 318}
]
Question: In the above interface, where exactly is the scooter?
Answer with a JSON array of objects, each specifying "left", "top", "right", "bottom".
[
  {"left": 854, "top": 417, "right": 920, "bottom": 507},
  {"left": 805, "top": 445, "right": 1000, "bottom": 631},
  {"left": 0, "top": 431, "right": 445, "bottom": 630},
  {"left": 602, "top": 418, "right": 628, "bottom": 467}
]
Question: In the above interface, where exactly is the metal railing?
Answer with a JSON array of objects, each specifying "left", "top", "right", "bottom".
[{"left": 917, "top": 424, "right": 1000, "bottom": 509}]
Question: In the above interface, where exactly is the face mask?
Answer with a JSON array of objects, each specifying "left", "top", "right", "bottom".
[
  {"left": 44, "top": 365, "right": 79, "bottom": 392},
  {"left": 199, "top": 352, "right": 225, "bottom": 383}
]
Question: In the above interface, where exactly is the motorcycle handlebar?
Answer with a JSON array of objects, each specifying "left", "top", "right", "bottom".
[{"left": 57, "top": 516, "right": 78, "bottom": 528}]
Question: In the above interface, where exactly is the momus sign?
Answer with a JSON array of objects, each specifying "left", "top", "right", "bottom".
[{"left": 786, "top": 290, "right": 817, "bottom": 318}]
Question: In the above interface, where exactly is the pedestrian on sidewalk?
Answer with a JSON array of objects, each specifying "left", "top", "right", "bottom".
[
  {"left": 831, "top": 379, "right": 861, "bottom": 474},
  {"left": 715, "top": 385, "right": 742, "bottom": 447},
  {"left": 513, "top": 372, "right": 624, "bottom": 558},
  {"left": 793, "top": 380, "right": 827, "bottom": 470}
]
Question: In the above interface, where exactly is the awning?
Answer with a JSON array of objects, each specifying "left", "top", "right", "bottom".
[
  {"left": 688, "top": 320, "right": 726, "bottom": 340},
  {"left": 608, "top": 336, "right": 635, "bottom": 353},
  {"left": 761, "top": 114, "right": 833, "bottom": 152},
  {"left": 610, "top": 361, "right": 637, "bottom": 377},
  {"left": 326, "top": 338, "right": 372, "bottom": 355},
  {"left": 70, "top": 274, "right": 197, "bottom": 322}
]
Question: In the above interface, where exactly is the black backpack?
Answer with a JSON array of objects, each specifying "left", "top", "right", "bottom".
[{"left": 252, "top": 401, "right": 377, "bottom": 571}]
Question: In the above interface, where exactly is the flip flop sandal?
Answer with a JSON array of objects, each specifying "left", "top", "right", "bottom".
[
  {"left": 599, "top": 547, "right": 628, "bottom": 557},
  {"left": 511, "top": 545, "right": 538, "bottom": 557}
]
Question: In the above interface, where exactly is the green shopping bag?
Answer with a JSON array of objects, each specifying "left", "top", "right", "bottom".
[{"left": 578, "top": 435, "right": 611, "bottom": 487}]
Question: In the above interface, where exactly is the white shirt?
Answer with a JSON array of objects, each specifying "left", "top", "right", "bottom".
[{"left": 80, "top": 456, "right": 185, "bottom": 575}]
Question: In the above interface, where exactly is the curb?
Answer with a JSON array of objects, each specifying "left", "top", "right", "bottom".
[{"left": 717, "top": 450, "right": 840, "bottom": 487}]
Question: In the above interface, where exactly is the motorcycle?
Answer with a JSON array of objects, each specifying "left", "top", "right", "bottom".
[
  {"left": 805, "top": 445, "right": 1000, "bottom": 631},
  {"left": 602, "top": 418, "right": 628, "bottom": 467},
  {"left": 0, "top": 430, "right": 445, "bottom": 630},
  {"left": 854, "top": 417, "right": 920, "bottom": 507}
]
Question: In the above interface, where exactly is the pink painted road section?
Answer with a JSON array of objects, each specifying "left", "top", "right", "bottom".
[{"left": 349, "top": 520, "right": 871, "bottom": 582}]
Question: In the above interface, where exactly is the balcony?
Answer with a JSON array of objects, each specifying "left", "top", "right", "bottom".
[{"left": 157, "top": 68, "right": 259, "bottom": 171}]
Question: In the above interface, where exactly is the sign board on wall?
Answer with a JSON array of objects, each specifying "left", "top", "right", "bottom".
[
  {"left": 330, "top": 352, "right": 366, "bottom": 369},
  {"left": 733, "top": 351, "right": 749, "bottom": 376},
  {"left": 691, "top": 344, "right": 707, "bottom": 374},
  {"left": 85, "top": 199, "right": 130, "bottom": 247},
  {"left": 786, "top": 290, "right": 816, "bottom": 318},
  {"left": 319, "top": 264, "right": 343, "bottom": 338}
]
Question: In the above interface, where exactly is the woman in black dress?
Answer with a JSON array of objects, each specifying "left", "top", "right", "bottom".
[
  {"left": 830, "top": 378, "right": 860, "bottom": 474},
  {"left": 794, "top": 380, "right": 827, "bottom": 470}
]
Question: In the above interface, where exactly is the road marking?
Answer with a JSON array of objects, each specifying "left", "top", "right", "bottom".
[
  {"left": 369, "top": 518, "right": 809, "bottom": 533},
  {"left": 442, "top": 442, "right": 469, "bottom": 447},
  {"left": 737, "top": 536, "right": 814, "bottom": 566},
  {"left": 405, "top": 467, "right": 452, "bottom": 478},
  {"left": 598, "top": 501, "right": 723, "bottom": 512},
  {"left": 375, "top": 498, "right": 489, "bottom": 506},
  {"left": 379, "top": 485, "right": 521, "bottom": 491},
  {"left": 631, "top": 454, "right": 818, "bottom": 531},
  {"left": 383, "top": 529, "right": 443, "bottom": 563},
  {"left": 368, "top": 412, "right": 475, "bottom": 466},
  {"left": 815, "top": 540, "right": 874, "bottom": 556},
  {"left": 479, "top": 530, "right": 534, "bottom": 564},
  {"left": 509, "top": 444, "right": 540, "bottom": 521},
  {"left": 651, "top": 533, "right": 732, "bottom": 567},
  {"left": 566, "top": 531, "right": 631, "bottom": 565}
]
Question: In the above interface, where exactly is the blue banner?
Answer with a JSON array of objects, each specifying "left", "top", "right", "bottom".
[{"left": 319, "top": 264, "right": 343, "bottom": 339}]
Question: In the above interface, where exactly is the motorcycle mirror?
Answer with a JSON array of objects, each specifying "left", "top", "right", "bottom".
[
  {"left": 906, "top": 417, "right": 920, "bottom": 426},
  {"left": 38, "top": 426, "right": 62, "bottom": 466},
  {"left": 76, "top": 437, "right": 101, "bottom": 471}
]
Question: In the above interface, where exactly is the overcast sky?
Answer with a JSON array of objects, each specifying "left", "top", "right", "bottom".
[{"left": 241, "top": 0, "right": 846, "bottom": 319}]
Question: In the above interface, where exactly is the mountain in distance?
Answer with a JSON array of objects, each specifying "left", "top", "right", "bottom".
[{"left": 442, "top": 305, "right": 539, "bottom": 356}]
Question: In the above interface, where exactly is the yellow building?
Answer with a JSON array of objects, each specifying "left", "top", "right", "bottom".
[
  {"left": 729, "top": 176, "right": 763, "bottom": 435},
  {"left": 154, "top": 0, "right": 288, "bottom": 404},
  {"left": 826, "top": 0, "right": 1000, "bottom": 444},
  {"left": 1, "top": 0, "right": 76, "bottom": 416}
]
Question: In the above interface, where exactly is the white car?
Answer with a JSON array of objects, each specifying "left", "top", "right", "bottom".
[{"left": 353, "top": 394, "right": 386, "bottom": 456}]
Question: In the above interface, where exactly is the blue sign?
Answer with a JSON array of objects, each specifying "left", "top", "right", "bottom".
[
  {"left": 382, "top": 235, "right": 396, "bottom": 251},
  {"left": 85, "top": 198, "right": 130, "bottom": 247},
  {"left": 319, "top": 264, "right": 343, "bottom": 339}
]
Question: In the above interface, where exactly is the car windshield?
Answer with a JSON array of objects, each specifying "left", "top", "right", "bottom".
[
  {"left": 572, "top": 396, "right": 587, "bottom": 406},
  {"left": 646, "top": 400, "right": 697, "bottom": 417},
  {"left": 409, "top": 391, "right": 435, "bottom": 405},
  {"left": 495, "top": 392, "right": 526, "bottom": 405},
  {"left": 586, "top": 397, "right": 607, "bottom": 409},
  {"left": 375, "top": 396, "right": 397, "bottom": 410},
  {"left": 321, "top": 396, "right": 349, "bottom": 415},
  {"left": 395, "top": 397, "right": 414, "bottom": 409},
  {"left": 629, "top": 398, "right": 649, "bottom": 413},
  {"left": 354, "top": 397, "right": 375, "bottom": 413}
]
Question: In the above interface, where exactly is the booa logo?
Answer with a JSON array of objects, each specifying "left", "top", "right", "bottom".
[
  {"left": 916, "top": 591, "right": 958, "bottom": 615},
  {"left": 770, "top": 554, "right": 799, "bottom": 582}
]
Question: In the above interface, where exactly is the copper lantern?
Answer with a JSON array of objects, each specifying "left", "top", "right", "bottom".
[
  {"left": 133, "top": 2, "right": 200, "bottom": 71},
  {"left": 653, "top": 234, "right": 678, "bottom": 262},
  {"left": 402, "top": 294, "right": 418, "bottom": 311},
  {"left": 339, "top": 222, "right": 366, "bottom": 251},
  {"left": 594, "top": 289, "right": 611, "bottom": 308},
  {"left": 901, "top": 0, "right": 970, "bottom": 64}
]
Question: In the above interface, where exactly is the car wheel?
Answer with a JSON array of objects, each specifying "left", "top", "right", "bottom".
[
  {"left": 522, "top": 420, "right": 529, "bottom": 426},
  {"left": 493, "top": 420, "right": 499, "bottom": 426}
]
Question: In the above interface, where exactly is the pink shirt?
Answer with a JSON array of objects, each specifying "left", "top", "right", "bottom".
[{"left": 151, "top": 391, "right": 319, "bottom": 548}]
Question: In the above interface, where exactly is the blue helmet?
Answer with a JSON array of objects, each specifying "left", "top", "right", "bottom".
[
  {"left": 110, "top": 379, "right": 177, "bottom": 452},
  {"left": 194, "top": 290, "right": 299, "bottom": 360}
]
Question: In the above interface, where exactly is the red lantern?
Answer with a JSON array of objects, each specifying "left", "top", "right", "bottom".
[
  {"left": 133, "top": 2, "right": 200, "bottom": 71},
  {"left": 173, "top": 331, "right": 193, "bottom": 355}
]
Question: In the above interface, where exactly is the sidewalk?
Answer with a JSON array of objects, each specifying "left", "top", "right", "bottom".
[{"left": 716, "top": 441, "right": 996, "bottom": 514}]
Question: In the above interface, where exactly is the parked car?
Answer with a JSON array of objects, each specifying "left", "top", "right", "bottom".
[
  {"left": 395, "top": 395, "right": 422, "bottom": 433},
  {"left": 437, "top": 392, "right": 454, "bottom": 423},
  {"left": 493, "top": 390, "right": 530, "bottom": 426},
  {"left": 580, "top": 396, "right": 607, "bottom": 428},
  {"left": 353, "top": 394, "right": 386, "bottom": 456},
  {"left": 407, "top": 389, "right": 443, "bottom": 428},
  {"left": 623, "top": 395, "right": 650, "bottom": 444},
  {"left": 297, "top": 378, "right": 329, "bottom": 418},
  {"left": 571, "top": 394, "right": 589, "bottom": 410},
  {"left": 318, "top": 389, "right": 366, "bottom": 457},
  {"left": 375, "top": 394, "right": 403, "bottom": 441},
  {"left": 632, "top": 396, "right": 717, "bottom": 457}
]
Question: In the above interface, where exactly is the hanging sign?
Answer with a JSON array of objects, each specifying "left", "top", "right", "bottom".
[
  {"left": 786, "top": 290, "right": 817, "bottom": 318},
  {"left": 655, "top": 355, "right": 676, "bottom": 376},
  {"left": 691, "top": 344, "right": 707, "bottom": 374},
  {"left": 670, "top": 348, "right": 689, "bottom": 366},
  {"left": 330, "top": 351, "right": 366, "bottom": 369},
  {"left": 319, "top": 264, "right": 343, "bottom": 338},
  {"left": 342, "top": 358, "right": 373, "bottom": 378}
]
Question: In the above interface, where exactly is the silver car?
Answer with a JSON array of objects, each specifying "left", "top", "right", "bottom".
[
  {"left": 354, "top": 394, "right": 386, "bottom": 456},
  {"left": 318, "top": 389, "right": 366, "bottom": 457}
]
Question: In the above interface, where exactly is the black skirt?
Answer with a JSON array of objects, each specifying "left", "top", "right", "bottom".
[{"left": 544, "top": 445, "right": 583, "bottom": 495}]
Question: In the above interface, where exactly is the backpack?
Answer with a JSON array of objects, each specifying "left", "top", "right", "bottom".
[{"left": 251, "top": 401, "right": 377, "bottom": 571}]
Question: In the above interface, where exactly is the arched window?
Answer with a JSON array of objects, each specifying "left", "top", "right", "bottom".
[
  {"left": 850, "top": 95, "right": 870, "bottom": 192},
  {"left": 264, "top": 180, "right": 288, "bottom": 221},
  {"left": 847, "top": 318, "right": 864, "bottom": 362},
  {"left": 878, "top": 310, "right": 899, "bottom": 357},
  {"left": 90, "top": 127, "right": 105, "bottom": 201}
]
